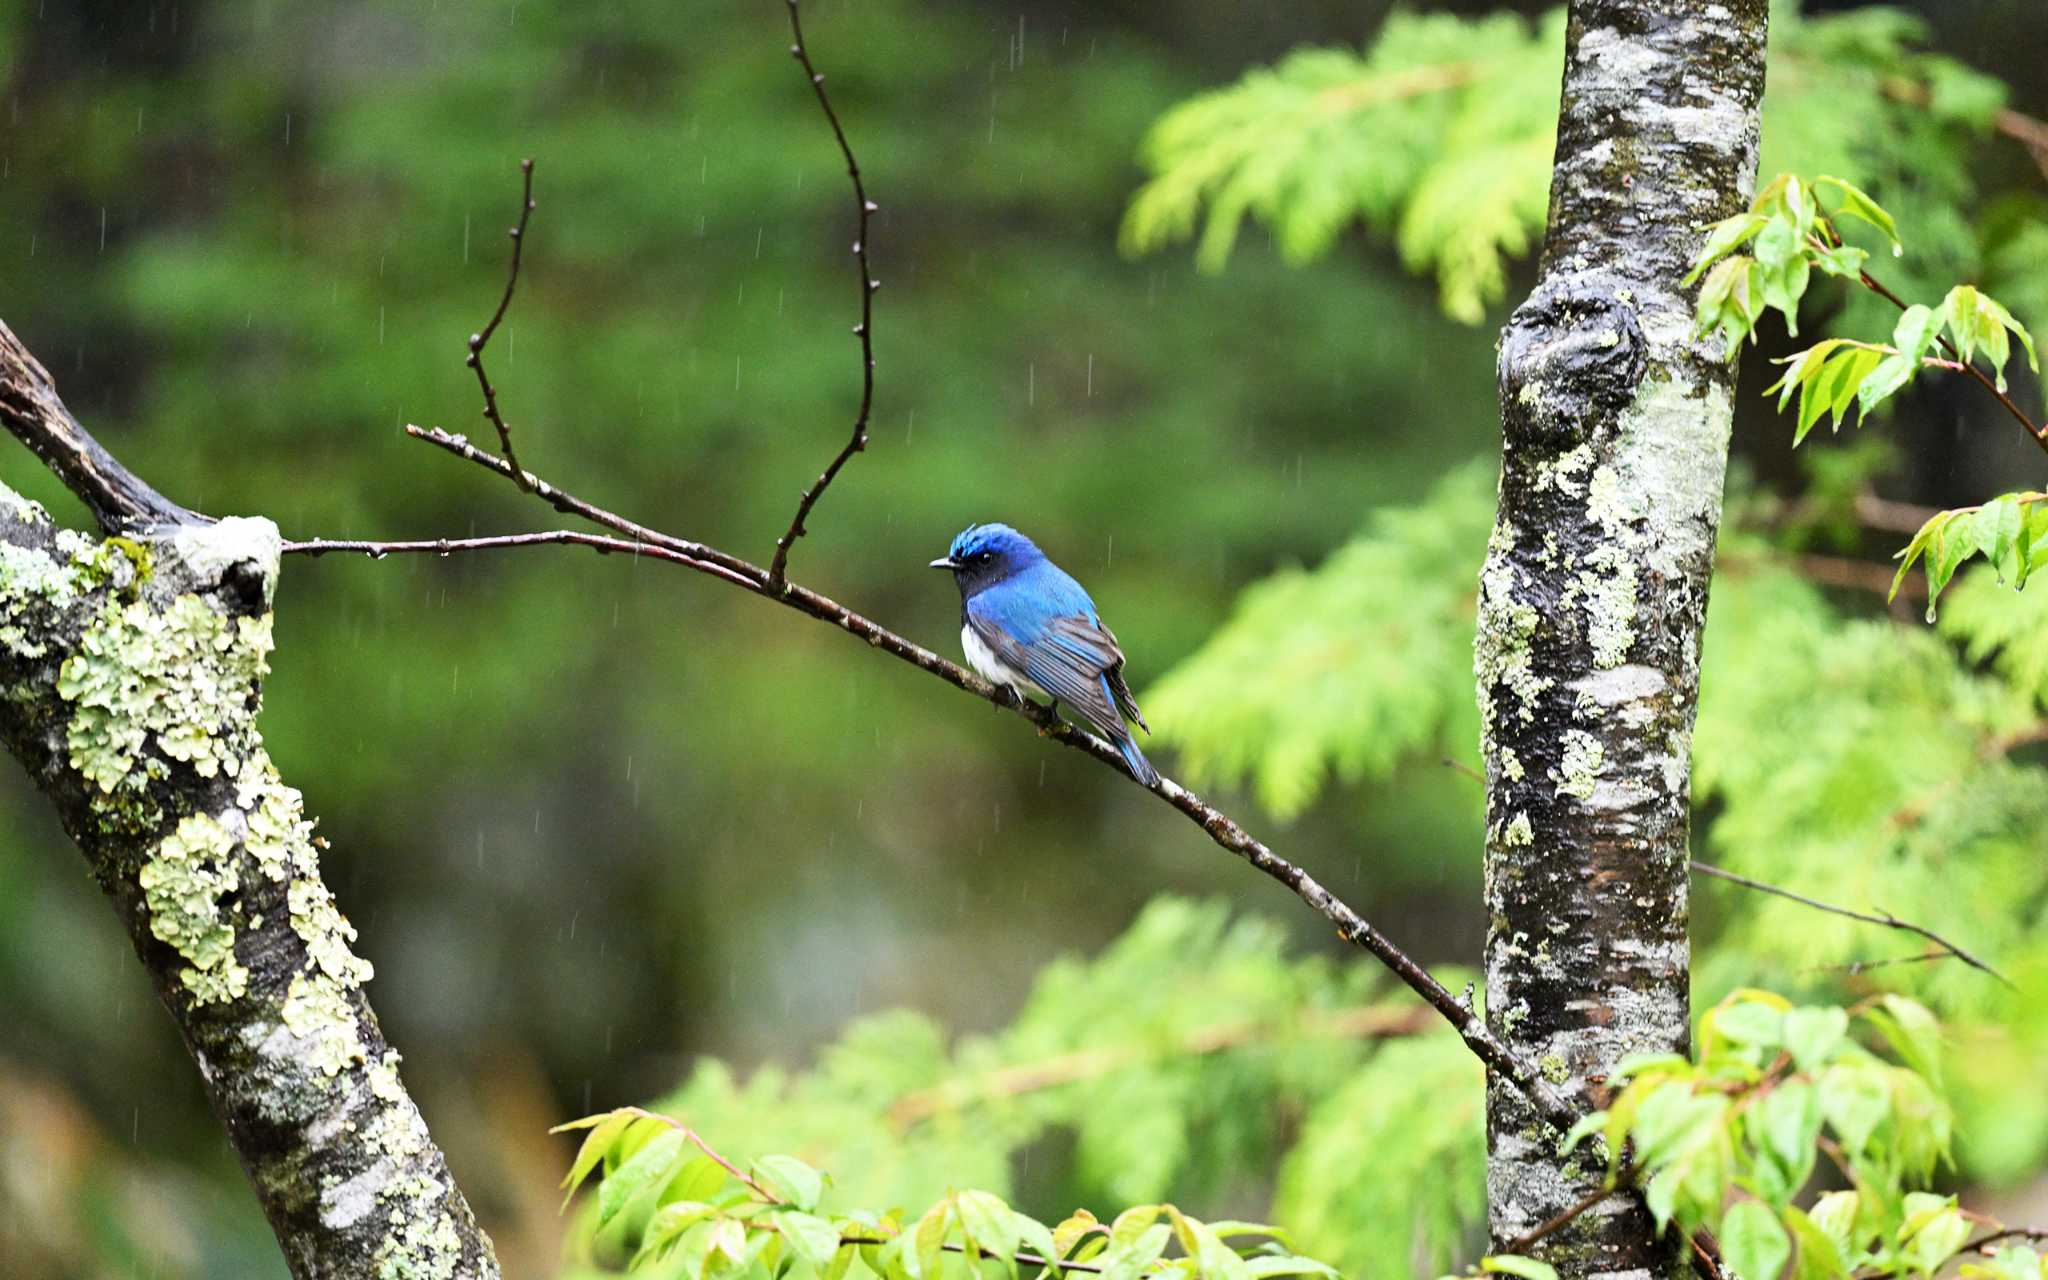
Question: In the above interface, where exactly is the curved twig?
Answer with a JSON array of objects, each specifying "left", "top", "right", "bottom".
[
  {"left": 466, "top": 159, "right": 537, "bottom": 490},
  {"left": 767, "top": 0, "right": 878, "bottom": 589},
  {"left": 1690, "top": 859, "right": 2012, "bottom": 988}
]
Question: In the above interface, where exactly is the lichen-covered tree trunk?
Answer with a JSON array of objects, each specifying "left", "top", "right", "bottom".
[
  {"left": 0, "top": 323, "right": 500, "bottom": 1279},
  {"left": 1475, "top": 2, "right": 1767, "bottom": 1274}
]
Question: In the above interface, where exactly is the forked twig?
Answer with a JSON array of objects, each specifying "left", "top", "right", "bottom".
[{"left": 468, "top": 158, "right": 538, "bottom": 490}]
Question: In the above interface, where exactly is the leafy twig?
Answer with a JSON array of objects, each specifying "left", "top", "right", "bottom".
[
  {"left": 1820, "top": 224, "right": 2048, "bottom": 454},
  {"left": 607, "top": 1107, "right": 779, "bottom": 1202},
  {"left": 768, "top": 0, "right": 878, "bottom": 589},
  {"left": 467, "top": 159, "right": 537, "bottom": 490},
  {"left": 1689, "top": 859, "right": 2012, "bottom": 988}
]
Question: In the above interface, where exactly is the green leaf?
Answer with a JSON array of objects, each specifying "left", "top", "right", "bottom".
[
  {"left": 754, "top": 1154, "right": 827, "bottom": 1211},
  {"left": 1865, "top": 996, "right": 1942, "bottom": 1086},
  {"left": 1782, "top": 1007, "right": 1848, "bottom": 1072},
  {"left": 1687, "top": 212, "right": 1769, "bottom": 284},
  {"left": 1810, "top": 243, "right": 1868, "bottom": 279},
  {"left": 1755, "top": 215, "right": 1800, "bottom": 271},
  {"left": 1817, "top": 1062, "right": 1890, "bottom": 1155},
  {"left": 1707, "top": 999, "right": 1786, "bottom": 1052},
  {"left": 1559, "top": 1110, "right": 1606, "bottom": 1156},
  {"left": 1482, "top": 1256, "right": 1560, "bottom": 1280},
  {"left": 1723, "top": 1201, "right": 1792, "bottom": 1280},
  {"left": 1099, "top": 1223, "right": 1172, "bottom": 1280},
  {"left": 1609, "top": 1052, "right": 1689, "bottom": 1080},
  {"left": 1900, "top": 1195, "right": 1971, "bottom": 1277},
  {"left": 1816, "top": 176, "right": 1901, "bottom": 254},
  {"left": 1629, "top": 1086, "right": 1726, "bottom": 1168},
  {"left": 956, "top": 1191, "right": 1022, "bottom": 1265},
  {"left": 1012, "top": 1212, "right": 1060, "bottom": 1272},
  {"left": 1756, "top": 1079, "right": 1822, "bottom": 1196},
  {"left": 1892, "top": 305, "right": 1943, "bottom": 362},
  {"left": 1808, "top": 1192, "right": 1860, "bottom": 1260},
  {"left": 913, "top": 1202, "right": 955, "bottom": 1280},
  {"left": 560, "top": 1110, "right": 638, "bottom": 1207},
  {"left": 1110, "top": 1206, "right": 1164, "bottom": 1248},
  {"left": 1854, "top": 353, "right": 1916, "bottom": 419},
  {"left": 637, "top": 1201, "right": 719, "bottom": 1266},
  {"left": 1944, "top": 285, "right": 1987, "bottom": 367},
  {"left": 779, "top": 1212, "right": 847, "bottom": 1271},
  {"left": 600, "top": 1129, "right": 686, "bottom": 1228},
  {"left": 1784, "top": 1207, "right": 1848, "bottom": 1280}
]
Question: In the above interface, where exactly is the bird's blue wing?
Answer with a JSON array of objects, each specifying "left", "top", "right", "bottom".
[{"left": 964, "top": 606, "right": 1130, "bottom": 744}]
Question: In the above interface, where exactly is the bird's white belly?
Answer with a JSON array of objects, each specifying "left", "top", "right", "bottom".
[{"left": 962, "top": 624, "right": 1044, "bottom": 699}]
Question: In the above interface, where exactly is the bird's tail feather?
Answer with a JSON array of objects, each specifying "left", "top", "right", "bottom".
[{"left": 1118, "top": 733, "right": 1161, "bottom": 788}]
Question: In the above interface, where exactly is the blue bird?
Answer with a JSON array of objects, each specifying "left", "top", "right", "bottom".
[{"left": 931, "top": 523, "right": 1159, "bottom": 787}]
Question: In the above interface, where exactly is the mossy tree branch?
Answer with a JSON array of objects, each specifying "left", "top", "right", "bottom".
[{"left": 0, "top": 319, "right": 500, "bottom": 1279}]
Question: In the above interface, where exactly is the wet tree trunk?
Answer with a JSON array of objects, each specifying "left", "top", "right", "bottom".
[
  {"left": 1475, "top": 2, "right": 1767, "bottom": 1275},
  {"left": 0, "top": 321, "right": 500, "bottom": 1279}
]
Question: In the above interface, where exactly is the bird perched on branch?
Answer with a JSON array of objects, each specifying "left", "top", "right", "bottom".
[{"left": 931, "top": 523, "right": 1159, "bottom": 786}]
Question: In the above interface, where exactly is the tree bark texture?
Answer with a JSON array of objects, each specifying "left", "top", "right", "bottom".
[
  {"left": 1476, "top": 3, "right": 1767, "bottom": 1275},
  {"left": 0, "top": 322, "right": 500, "bottom": 1279}
]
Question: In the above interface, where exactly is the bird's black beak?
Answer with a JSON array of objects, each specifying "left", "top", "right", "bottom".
[{"left": 929, "top": 557, "right": 960, "bottom": 570}]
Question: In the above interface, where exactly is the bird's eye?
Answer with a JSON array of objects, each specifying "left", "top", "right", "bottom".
[{"left": 975, "top": 551, "right": 992, "bottom": 564}]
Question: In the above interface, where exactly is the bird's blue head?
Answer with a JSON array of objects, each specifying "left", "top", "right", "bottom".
[{"left": 930, "top": 523, "right": 1045, "bottom": 596}]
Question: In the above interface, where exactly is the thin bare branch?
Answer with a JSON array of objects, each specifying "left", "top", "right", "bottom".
[
  {"left": 281, "top": 531, "right": 761, "bottom": 589},
  {"left": 1502, "top": 1166, "right": 1636, "bottom": 1255},
  {"left": 301, "top": 420, "right": 1583, "bottom": 1131},
  {"left": 467, "top": 159, "right": 537, "bottom": 490},
  {"left": 1965, "top": 1226, "right": 2048, "bottom": 1254},
  {"left": 1690, "top": 859, "right": 2012, "bottom": 988},
  {"left": 768, "top": 0, "right": 878, "bottom": 589}
]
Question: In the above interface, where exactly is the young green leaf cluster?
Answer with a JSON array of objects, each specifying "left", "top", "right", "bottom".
[
  {"left": 1561, "top": 989, "right": 2027, "bottom": 1280},
  {"left": 556, "top": 1106, "right": 1340, "bottom": 1280},
  {"left": 1122, "top": 5, "right": 2026, "bottom": 326},
  {"left": 1889, "top": 493, "right": 2048, "bottom": 618},
  {"left": 1686, "top": 173, "right": 1901, "bottom": 356},
  {"left": 1687, "top": 173, "right": 2039, "bottom": 447}
]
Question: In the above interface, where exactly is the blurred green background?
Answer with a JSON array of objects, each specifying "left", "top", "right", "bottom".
[{"left": 3, "top": 1, "right": 2046, "bottom": 1276}]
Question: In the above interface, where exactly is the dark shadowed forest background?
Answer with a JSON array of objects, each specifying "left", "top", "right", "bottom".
[{"left": 5, "top": 1, "right": 2048, "bottom": 1276}]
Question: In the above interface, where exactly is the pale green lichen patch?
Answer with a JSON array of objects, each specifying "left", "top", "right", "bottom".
[
  {"left": 1576, "top": 467, "right": 1642, "bottom": 669},
  {"left": 139, "top": 812, "right": 249, "bottom": 1004},
  {"left": 1476, "top": 549, "right": 1552, "bottom": 744},
  {"left": 1536, "top": 443, "right": 1594, "bottom": 497},
  {"left": 1554, "top": 730, "right": 1604, "bottom": 800},
  {"left": 373, "top": 1189, "right": 465, "bottom": 1280},
  {"left": 283, "top": 971, "right": 370, "bottom": 1077},
  {"left": 1500, "top": 746, "right": 1525, "bottom": 782},
  {"left": 369, "top": 1050, "right": 407, "bottom": 1104},
  {"left": 1504, "top": 812, "right": 1534, "bottom": 847},
  {"left": 56, "top": 594, "right": 273, "bottom": 794}
]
